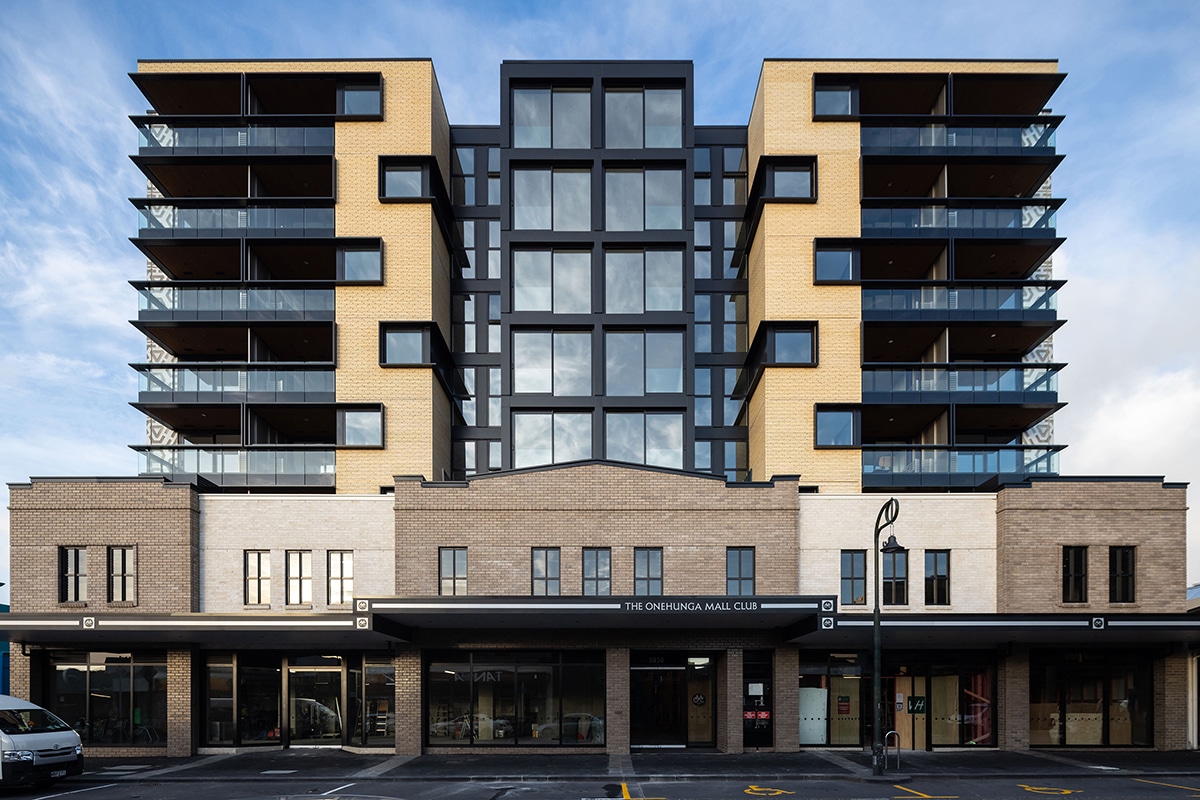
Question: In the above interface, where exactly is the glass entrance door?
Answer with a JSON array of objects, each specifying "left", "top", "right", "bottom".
[
  {"left": 630, "top": 668, "right": 687, "bottom": 746},
  {"left": 288, "top": 668, "right": 343, "bottom": 745}
]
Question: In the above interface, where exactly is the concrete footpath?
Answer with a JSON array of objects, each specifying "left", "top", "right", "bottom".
[{"left": 76, "top": 748, "right": 1200, "bottom": 784}]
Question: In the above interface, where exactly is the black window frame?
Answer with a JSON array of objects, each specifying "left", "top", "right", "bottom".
[
  {"left": 840, "top": 549, "right": 866, "bottom": 606},
  {"left": 634, "top": 547, "right": 663, "bottom": 596},
  {"left": 244, "top": 549, "right": 270, "bottom": 606},
  {"left": 531, "top": 547, "right": 562, "bottom": 596},
  {"left": 107, "top": 545, "right": 136, "bottom": 604},
  {"left": 285, "top": 549, "right": 312, "bottom": 605},
  {"left": 583, "top": 547, "right": 611, "bottom": 596},
  {"left": 1063, "top": 545, "right": 1088, "bottom": 604},
  {"left": 925, "top": 550, "right": 950, "bottom": 606},
  {"left": 440, "top": 547, "right": 467, "bottom": 596},
  {"left": 726, "top": 547, "right": 755, "bottom": 597},
  {"left": 328, "top": 549, "right": 354, "bottom": 606},
  {"left": 815, "top": 405, "right": 861, "bottom": 448},
  {"left": 1109, "top": 545, "right": 1135, "bottom": 604},
  {"left": 336, "top": 404, "right": 385, "bottom": 448},
  {"left": 882, "top": 548, "right": 907, "bottom": 606},
  {"left": 813, "top": 243, "right": 860, "bottom": 284},
  {"left": 59, "top": 546, "right": 87, "bottom": 604}
]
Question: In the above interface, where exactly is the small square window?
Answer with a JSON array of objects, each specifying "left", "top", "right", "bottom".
[
  {"left": 815, "top": 248, "right": 855, "bottom": 282},
  {"left": 342, "top": 85, "right": 381, "bottom": 116},
  {"left": 339, "top": 409, "right": 383, "bottom": 447},
  {"left": 774, "top": 330, "right": 814, "bottom": 364},
  {"left": 816, "top": 409, "right": 858, "bottom": 447},
  {"left": 815, "top": 85, "right": 853, "bottom": 116},
  {"left": 774, "top": 168, "right": 812, "bottom": 198},
  {"left": 383, "top": 330, "right": 423, "bottom": 364},
  {"left": 342, "top": 248, "right": 382, "bottom": 282},
  {"left": 383, "top": 166, "right": 422, "bottom": 198}
]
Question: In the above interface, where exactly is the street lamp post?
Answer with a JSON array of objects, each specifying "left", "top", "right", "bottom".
[{"left": 872, "top": 497, "right": 902, "bottom": 777}]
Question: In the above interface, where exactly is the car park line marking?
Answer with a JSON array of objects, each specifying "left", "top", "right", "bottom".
[
  {"left": 745, "top": 786, "right": 795, "bottom": 796},
  {"left": 262, "top": 769, "right": 299, "bottom": 774},
  {"left": 1016, "top": 785, "right": 1077, "bottom": 795},
  {"left": 620, "top": 781, "right": 665, "bottom": 800},
  {"left": 893, "top": 786, "right": 958, "bottom": 799},
  {"left": 33, "top": 784, "right": 118, "bottom": 800},
  {"left": 323, "top": 783, "right": 357, "bottom": 795},
  {"left": 1134, "top": 777, "right": 1200, "bottom": 793}
]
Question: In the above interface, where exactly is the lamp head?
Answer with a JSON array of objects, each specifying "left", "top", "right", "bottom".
[{"left": 880, "top": 533, "right": 904, "bottom": 553}]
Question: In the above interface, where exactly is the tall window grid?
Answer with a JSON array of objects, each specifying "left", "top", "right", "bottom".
[
  {"left": 59, "top": 546, "right": 87, "bottom": 603},
  {"left": 286, "top": 550, "right": 313, "bottom": 605},
  {"left": 882, "top": 549, "right": 907, "bottom": 605},
  {"left": 107, "top": 546, "right": 136, "bottom": 603},
  {"left": 1062, "top": 546, "right": 1088, "bottom": 603},
  {"left": 583, "top": 548, "right": 611, "bottom": 596},
  {"left": 440, "top": 547, "right": 467, "bottom": 596},
  {"left": 328, "top": 550, "right": 354, "bottom": 605},
  {"left": 1109, "top": 546, "right": 1135, "bottom": 603},
  {"left": 840, "top": 550, "right": 866, "bottom": 606},
  {"left": 925, "top": 550, "right": 950, "bottom": 606},
  {"left": 244, "top": 550, "right": 270, "bottom": 605},
  {"left": 634, "top": 547, "right": 663, "bottom": 596},
  {"left": 531, "top": 547, "right": 561, "bottom": 596},
  {"left": 726, "top": 547, "right": 754, "bottom": 596}
]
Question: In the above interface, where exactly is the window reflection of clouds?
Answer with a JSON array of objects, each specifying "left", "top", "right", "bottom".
[
  {"left": 605, "top": 170, "right": 642, "bottom": 231},
  {"left": 606, "top": 252, "right": 643, "bottom": 313},
  {"left": 553, "top": 253, "right": 591, "bottom": 313},
  {"left": 554, "top": 413, "right": 592, "bottom": 462},
  {"left": 514, "top": 250, "right": 552, "bottom": 311},
  {"left": 553, "top": 170, "right": 591, "bottom": 231},
  {"left": 553, "top": 333, "right": 591, "bottom": 396},
  {"left": 606, "top": 333, "right": 644, "bottom": 396}
]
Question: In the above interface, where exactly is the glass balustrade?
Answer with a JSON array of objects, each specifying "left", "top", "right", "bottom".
[
  {"left": 863, "top": 447, "right": 1059, "bottom": 478},
  {"left": 137, "top": 448, "right": 336, "bottom": 486},
  {"left": 137, "top": 123, "right": 335, "bottom": 153},
  {"left": 861, "top": 205, "right": 1056, "bottom": 232},
  {"left": 861, "top": 284, "right": 1057, "bottom": 312},
  {"left": 136, "top": 367, "right": 334, "bottom": 399},
  {"left": 137, "top": 286, "right": 334, "bottom": 316},
  {"left": 862, "top": 366, "right": 1059, "bottom": 395},
  {"left": 137, "top": 205, "right": 334, "bottom": 234},
  {"left": 861, "top": 123, "right": 1057, "bottom": 152}
]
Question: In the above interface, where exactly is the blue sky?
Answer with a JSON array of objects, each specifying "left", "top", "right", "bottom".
[{"left": 2, "top": 0, "right": 1199, "bottom": 601}]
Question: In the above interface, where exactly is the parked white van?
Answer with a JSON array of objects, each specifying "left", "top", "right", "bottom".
[{"left": 0, "top": 695, "right": 84, "bottom": 788}]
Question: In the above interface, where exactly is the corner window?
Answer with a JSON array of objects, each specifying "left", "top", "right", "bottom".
[
  {"left": 605, "top": 251, "right": 684, "bottom": 313},
  {"left": 727, "top": 547, "right": 754, "bottom": 596},
  {"left": 925, "top": 550, "right": 950, "bottom": 605},
  {"left": 244, "top": 550, "right": 270, "bottom": 605},
  {"left": 605, "top": 169, "right": 682, "bottom": 231},
  {"left": 340, "top": 246, "right": 382, "bottom": 282},
  {"left": 583, "top": 548, "right": 611, "bottom": 596},
  {"left": 513, "top": 168, "right": 590, "bottom": 231},
  {"left": 531, "top": 547, "right": 561, "bottom": 596},
  {"left": 814, "top": 83, "right": 854, "bottom": 117},
  {"left": 382, "top": 165, "right": 423, "bottom": 198},
  {"left": 513, "top": 88, "right": 590, "bottom": 149},
  {"left": 513, "top": 411, "right": 593, "bottom": 468},
  {"left": 328, "top": 550, "right": 354, "bottom": 605},
  {"left": 513, "top": 250, "right": 591, "bottom": 313},
  {"left": 286, "top": 550, "right": 312, "bottom": 605},
  {"left": 634, "top": 547, "right": 663, "bottom": 596},
  {"left": 107, "top": 546, "right": 136, "bottom": 604},
  {"left": 513, "top": 331, "right": 592, "bottom": 396},
  {"left": 815, "top": 247, "right": 857, "bottom": 282},
  {"left": 816, "top": 408, "right": 859, "bottom": 447},
  {"left": 605, "top": 331, "right": 683, "bottom": 396},
  {"left": 439, "top": 547, "right": 467, "bottom": 596},
  {"left": 605, "top": 411, "right": 683, "bottom": 469},
  {"left": 338, "top": 408, "right": 383, "bottom": 447},
  {"left": 1063, "top": 546, "right": 1088, "bottom": 603},
  {"left": 882, "top": 549, "right": 907, "bottom": 605},
  {"left": 840, "top": 550, "right": 866, "bottom": 606},
  {"left": 605, "top": 88, "right": 682, "bottom": 149},
  {"left": 1110, "top": 546, "right": 1135, "bottom": 603},
  {"left": 59, "top": 546, "right": 87, "bottom": 603},
  {"left": 382, "top": 329, "right": 424, "bottom": 364}
]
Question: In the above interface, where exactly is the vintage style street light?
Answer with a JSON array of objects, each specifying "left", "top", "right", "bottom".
[{"left": 872, "top": 497, "right": 902, "bottom": 776}]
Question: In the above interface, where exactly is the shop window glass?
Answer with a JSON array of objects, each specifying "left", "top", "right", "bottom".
[
  {"left": 364, "top": 660, "right": 396, "bottom": 746},
  {"left": 50, "top": 652, "right": 167, "bottom": 747},
  {"left": 205, "top": 661, "right": 233, "bottom": 745}
]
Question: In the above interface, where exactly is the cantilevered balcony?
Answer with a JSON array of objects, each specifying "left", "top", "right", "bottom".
[
  {"left": 862, "top": 364, "right": 1061, "bottom": 404},
  {"left": 135, "top": 446, "right": 335, "bottom": 487},
  {"left": 134, "top": 283, "right": 334, "bottom": 321},
  {"left": 136, "top": 121, "right": 334, "bottom": 155},
  {"left": 862, "top": 282, "right": 1060, "bottom": 321},
  {"left": 862, "top": 444, "right": 1061, "bottom": 488},
  {"left": 860, "top": 120, "right": 1060, "bottom": 155},
  {"left": 135, "top": 365, "right": 334, "bottom": 403},
  {"left": 133, "top": 319, "right": 334, "bottom": 361},
  {"left": 135, "top": 202, "right": 334, "bottom": 237},
  {"left": 860, "top": 202, "right": 1059, "bottom": 237},
  {"left": 131, "top": 238, "right": 383, "bottom": 282}
]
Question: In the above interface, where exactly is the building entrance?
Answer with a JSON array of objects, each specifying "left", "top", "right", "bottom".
[
  {"left": 630, "top": 652, "right": 714, "bottom": 747},
  {"left": 288, "top": 666, "right": 343, "bottom": 746}
]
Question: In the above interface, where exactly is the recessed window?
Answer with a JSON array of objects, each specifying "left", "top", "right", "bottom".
[
  {"left": 815, "top": 247, "right": 856, "bottom": 282},
  {"left": 59, "top": 546, "right": 87, "bottom": 603},
  {"left": 339, "top": 408, "right": 383, "bottom": 447},
  {"left": 513, "top": 411, "right": 593, "bottom": 468},
  {"left": 773, "top": 167, "right": 813, "bottom": 198},
  {"left": 816, "top": 408, "right": 859, "bottom": 447},
  {"left": 244, "top": 550, "right": 270, "bottom": 605},
  {"left": 531, "top": 547, "right": 561, "bottom": 596},
  {"left": 1063, "top": 546, "right": 1088, "bottom": 603},
  {"left": 925, "top": 550, "right": 950, "bottom": 605},
  {"left": 840, "top": 550, "right": 866, "bottom": 606},
  {"left": 583, "top": 548, "right": 611, "bottom": 596},
  {"left": 513, "top": 250, "right": 591, "bottom": 313},
  {"left": 605, "top": 411, "right": 683, "bottom": 469},
  {"left": 634, "top": 547, "right": 663, "bottom": 595},
  {"left": 882, "top": 549, "right": 907, "bottom": 605},
  {"left": 1110, "top": 546, "right": 1135, "bottom": 603},
  {"left": 513, "top": 168, "right": 591, "bottom": 231},
  {"left": 513, "top": 331, "right": 592, "bottom": 396},
  {"left": 605, "top": 169, "right": 682, "bottom": 231},
  {"left": 383, "top": 329, "right": 424, "bottom": 364},
  {"left": 382, "top": 166, "right": 422, "bottom": 198},
  {"left": 328, "top": 550, "right": 354, "bottom": 605},
  {"left": 341, "top": 247, "right": 382, "bottom": 282},
  {"left": 107, "top": 546, "right": 136, "bottom": 604},
  {"left": 341, "top": 84, "right": 381, "bottom": 116},
  {"left": 606, "top": 331, "right": 683, "bottom": 396},
  {"left": 605, "top": 251, "right": 683, "bottom": 313},
  {"left": 605, "top": 88, "right": 682, "bottom": 149},
  {"left": 439, "top": 547, "right": 467, "bottom": 596},
  {"left": 727, "top": 547, "right": 754, "bottom": 596},
  {"left": 774, "top": 329, "right": 815, "bottom": 364},
  {"left": 286, "top": 550, "right": 312, "bottom": 605},
  {"left": 513, "top": 88, "right": 590, "bottom": 149},
  {"left": 815, "top": 84, "right": 854, "bottom": 116}
]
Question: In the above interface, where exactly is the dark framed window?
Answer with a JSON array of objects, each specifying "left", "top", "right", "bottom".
[
  {"left": 286, "top": 550, "right": 312, "bottom": 605},
  {"left": 107, "top": 546, "right": 136, "bottom": 603},
  {"left": 513, "top": 168, "right": 591, "bottom": 231},
  {"left": 382, "top": 328, "right": 425, "bottom": 364},
  {"left": 340, "top": 83, "right": 381, "bottom": 116},
  {"left": 513, "top": 87, "right": 591, "bottom": 149},
  {"left": 605, "top": 169, "right": 683, "bottom": 231},
  {"left": 840, "top": 550, "right": 866, "bottom": 606},
  {"left": 328, "top": 550, "right": 354, "bottom": 605},
  {"left": 59, "top": 546, "right": 87, "bottom": 603},
  {"left": 770, "top": 166, "right": 814, "bottom": 199},
  {"left": 1109, "top": 546, "right": 1135, "bottom": 603},
  {"left": 726, "top": 547, "right": 754, "bottom": 596},
  {"left": 605, "top": 331, "right": 684, "bottom": 396},
  {"left": 338, "top": 407, "right": 383, "bottom": 446},
  {"left": 772, "top": 327, "right": 816, "bottom": 365},
  {"left": 605, "top": 250, "right": 684, "bottom": 313},
  {"left": 882, "top": 549, "right": 907, "bottom": 605},
  {"left": 381, "top": 165, "right": 423, "bottom": 198},
  {"left": 513, "top": 250, "right": 591, "bottom": 313},
  {"left": 513, "top": 331, "right": 592, "bottom": 396},
  {"left": 605, "top": 411, "right": 684, "bottom": 469},
  {"left": 513, "top": 411, "right": 592, "bottom": 468},
  {"left": 925, "top": 550, "right": 950, "bottom": 605},
  {"left": 1063, "top": 546, "right": 1088, "bottom": 603},
  {"left": 634, "top": 547, "right": 663, "bottom": 596},
  {"left": 532, "top": 547, "right": 561, "bottom": 596},
  {"left": 451, "top": 146, "right": 476, "bottom": 205},
  {"left": 816, "top": 407, "right": 859, "bottom": 447},
  {"left": 605, "top": 87, "right": 682, "bottom": 149},
  {"left": 440, "top": 547, "right": 467, "bottom": 596},
  {"left": 583, "top": 548, "right": 611, "bottom": 596},
  {"left": 340, "top": 245, "right": 383, "bottom": 282},
  {"left": 244, "top": 550, "right": 270, "bottom": 605},
  {"left": 814, "top": 247, "right": 857, "bottom": 282},
  {"left": 814, "top": 83, "right": 856, "bottom": 117}
]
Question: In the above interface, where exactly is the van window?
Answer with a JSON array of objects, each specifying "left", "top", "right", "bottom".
[{"left": 0, "top": 708, "right": 72, "bottom": 735}]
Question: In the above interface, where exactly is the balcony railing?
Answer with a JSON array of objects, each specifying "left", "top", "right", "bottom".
[
  {"left": 863, "top": 365, "right": 1060, "bottom": 400},
  {"left": 137, "top": 122, "right": 334, "bottom": 154},
  {"left": 135, "top": 366, "right": 334, "bottom": 402},
  {"left": 137, "top": 204, "right": 334, "bottom": 236},
  {"left": 136, "top": 447, "right": 335, "bottom": 487},
  {"left": 136, "top": 285, "right": 334, "bottom": 320},
  {"left": 861, "top": 205, "right": 1056, "bottom": 234},
  {"left": 861, "top": 123, "right": 1057, "bottom": 153},
  {"left": 863, "top": 445, "right": 1060, "bottom": 486},
  {"left": 862, "top": 284, "right": 1058, "bottom": 314}
]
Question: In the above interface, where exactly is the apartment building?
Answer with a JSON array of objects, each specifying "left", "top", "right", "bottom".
[{"left": 5, "top": 58, "right": 1197, "bottom": 757}]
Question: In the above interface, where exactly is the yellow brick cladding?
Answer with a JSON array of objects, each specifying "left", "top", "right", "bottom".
[{"left": 337, "top": 370, "right": 441, "bottom": 491}]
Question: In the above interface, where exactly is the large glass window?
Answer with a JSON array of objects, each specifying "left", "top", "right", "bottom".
[
  {"left": 513, "top": 331, "right": 592, "bottom": 396},
  {"left": 440, "top": 547, "right": 467, "bottom": 596},
  {"left": 513, "top": 88, "right": 590, "bottom": 149},
  {"left": 513, "top": 168, "right": 590, "bottom": 231},
  {"left": 531, "top": 548, "right": 561, "bottom": 596},
  {"left": 605, "top": 412, "right": 683, "bottom": 468},
  {"left": 840, "top": 550, "right": 866, "bottom": 606},
  {"left": 605, "top": 331, "right": 683, "bottom": 396},
  {"left": 605, "top": 88, "right": 682, "bottom": 148},
  {"left": 605, "top": 251, "right": 683, "bottom": 313},
  {"left": 339, "top": 408, "right": 383, "bottom": 446},
  {"left": 244, "top": 550, "right": 270, "bottom": 605},
  {"left": 328, "top": 550, "right": 353, "bottom": 605},
  {"left": 108, "top": 546, "right": 136, "bottom": 603},
  {"left": 513, "top": 250, "right": 591, "bottom": 313},
  {"left": 286, "top": 550, "right": 312, "bottom": 605},
  {"left": 513, "top": 411, "right": 593, "bottom": 468},
  {"left": 59, "top": 546, "right": 87, "bottom": 603},
  {"left": 726, "top": 547, "right": 754, "bottom": 596},
  {"left": 1063, "top": 546, "right": 1088, "bottom": 603},
  {"left": 605, "top": 169, "right": 682, "bottom": 231},
  {"left": 1110, "top": 546, "right": 1135, "bottom": 603},
  {"left": 925, "top": 550, "right": 951, "bottom": 605},
  {"left": 583, "top": 548, "right": 611, "bottom": 596},
  {"left": 882, "top": 549, "right": 907, "bottom": 605},
  {"left": 634, "top": 547, "right": 663, "bottom": 595},
  {"left": 816, "top": 408, "right": 858, "bottom": 447},
  {"left": 50, "top": 651, "right": 168, "bottom": 747}
]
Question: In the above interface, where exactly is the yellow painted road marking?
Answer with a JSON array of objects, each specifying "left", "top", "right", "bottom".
[
  {"left": 745, "top": 786, "right": 795, "bottom": 796},
  {"left": 620, "top": 782, "right": 666, "bottom": 800},
  {"left": 893, "top": 786, "right": 958, "bottom": 799},
  {"left": 1133, "top": 777, "right": 1200, "bottom": 793},
  {"left": 1016, "top": 785, "right": 1077, "bottom": 795}
]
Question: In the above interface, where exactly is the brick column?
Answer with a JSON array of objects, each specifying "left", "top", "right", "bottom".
[
  {"left": 395, "top": 649, "right": 422, "bottom": 755},
  {"left": 998, "top": 646, "right": 1029, "bottom": 750},
  {"left": 717, "top": 648, "right": 743, "bottom": 753},
  {"left": 166, "top": 649, "right": 192, "bottom": 756},
  {"left": 606, "top": 647, "right": 630, "bottom": 753},
  {"left": 1155, "top": 652, "right": 1189, "bottom": 750},
  {"left": 9, "top": 650, "right": 30, "bottom": 700},
  {"left": 773, "top": 646, "right": 799, "bottom": 751}
]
